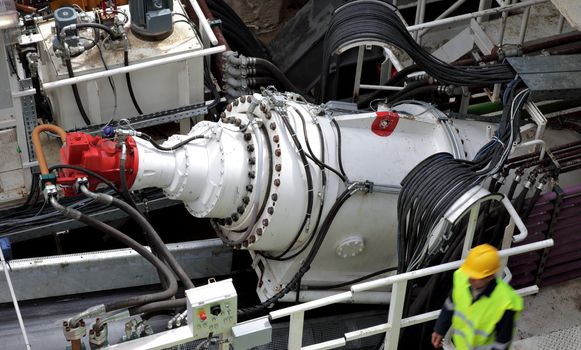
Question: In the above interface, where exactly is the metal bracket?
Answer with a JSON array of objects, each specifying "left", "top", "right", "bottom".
[{"left": 19, "top": 79, "right": 38, "bottom": 161}]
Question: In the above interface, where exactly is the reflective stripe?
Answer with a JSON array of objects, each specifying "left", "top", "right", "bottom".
[
  {"left": 451, "top": 329, "right": 471, "bottom": 349},
  {"left": 453, "top": 310, "right": 475, "bottom": 329},
  {"left": 444, "top": 297, "right": 455, "bottom": 310},
  {"left": 453, "top": 310, "right": 491, "bottom": 338}
]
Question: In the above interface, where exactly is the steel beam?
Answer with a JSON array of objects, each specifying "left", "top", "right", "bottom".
[{"left": 0, "top": 239, "right": 232, "bottom": 303}]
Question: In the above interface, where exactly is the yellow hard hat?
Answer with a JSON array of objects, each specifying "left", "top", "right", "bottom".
[{"left": 460, "top": 244, "right": 500, "bottom": 279}]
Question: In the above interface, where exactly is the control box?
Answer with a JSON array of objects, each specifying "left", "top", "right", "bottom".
[{"left": 186, "top": 279, "right": 237, "bottom": 340}]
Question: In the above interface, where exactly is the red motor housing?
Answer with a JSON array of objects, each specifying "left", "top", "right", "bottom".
[{"left": 57, "top": 132, "right": 139, "bottom": 196}]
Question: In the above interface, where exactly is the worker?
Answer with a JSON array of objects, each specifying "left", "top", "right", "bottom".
[{"left": 431, "top": 244, "right": 523, "bottom": 349}]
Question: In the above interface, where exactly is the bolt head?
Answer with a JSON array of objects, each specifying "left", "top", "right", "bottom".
[
  {"left": 262, "top": 219, "right": 269, "bottom": 226},
  {"left": 275, "top": 164, "right": 282, "bottom": 172},
  {"left": 267, "top": 207, "right": 274, "bottom": 215},
  {"left": 275, "top": 149, "right": 281, "bottom": 157},
  {"left": 270, "top": 122, "right": 276, "bottom": 130},
  {"left": 271, "top": 193, "right": 278, "bottom": 201},
  {"left": 274, "top": 179, "right": 280, "bottom": 186}
]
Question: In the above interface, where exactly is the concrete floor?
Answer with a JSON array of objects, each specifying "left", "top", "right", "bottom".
[{"left": 513, "top": 277, "right": 581, "bottom": 349}]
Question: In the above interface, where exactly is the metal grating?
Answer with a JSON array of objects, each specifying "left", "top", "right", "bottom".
[{"left": 514, "top": 325, "right": 581, "bottom": 350}]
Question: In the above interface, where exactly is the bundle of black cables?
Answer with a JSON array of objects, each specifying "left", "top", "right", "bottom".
[
  {"left": 396, "top": 79, "right": 529, "bottom": 273},
  {"left": 207, "top": 0, "right": 270, "bottom": 59},
  {"left": 319, "top": 1, "right": 516, "bottom": 102}
]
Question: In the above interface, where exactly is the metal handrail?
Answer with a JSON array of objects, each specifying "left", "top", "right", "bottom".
[
  {"left": 270, "top": 191, "right": 547, "bottom": 350},
  {"left": 270, "top": 239, "right": 553, "bottom": 350}
]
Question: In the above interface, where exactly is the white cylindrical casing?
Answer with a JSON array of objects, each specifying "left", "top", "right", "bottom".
[{"left": 129, "top": 92, "right": 492, "bottom": 299}]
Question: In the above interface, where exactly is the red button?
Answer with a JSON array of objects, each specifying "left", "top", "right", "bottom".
[{"left": 199, "top": 311, "right": 207, "bottom": 321}]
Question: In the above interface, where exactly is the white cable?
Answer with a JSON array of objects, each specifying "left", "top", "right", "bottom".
[{"left": 0, "top": 248, "right": 32, "bottom": 350}]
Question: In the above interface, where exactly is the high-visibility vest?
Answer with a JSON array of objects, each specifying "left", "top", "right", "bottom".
[{"left": 451, "top": 269, "right": 523, "bottom": 350}]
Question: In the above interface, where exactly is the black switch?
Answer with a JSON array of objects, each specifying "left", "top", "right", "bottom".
[{"left": 210, "top": 304, "right": 222, "bottom": 316}]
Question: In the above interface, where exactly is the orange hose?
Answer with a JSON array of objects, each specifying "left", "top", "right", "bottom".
[{"left": 32, "top": 124, "right": 67, "bottom": 175}]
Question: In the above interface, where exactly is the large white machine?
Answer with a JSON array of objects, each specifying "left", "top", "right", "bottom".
[{"left": 59, "top": 90, "right": 492, "bottom": 300}]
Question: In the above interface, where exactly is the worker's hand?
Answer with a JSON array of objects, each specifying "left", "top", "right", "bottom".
[{"left": 431, "top": 332, "right": 443, "bottom": 348}]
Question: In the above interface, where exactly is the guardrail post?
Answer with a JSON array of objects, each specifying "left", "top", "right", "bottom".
[
  {"left": 288, "top": 311, "right": 305, "bottom": 350},
  {"left": 462, "top": 203, "right": 481, "bottom": 257},
  {"left": 384, "top": 281, "right": 407, "bottom": 349}
]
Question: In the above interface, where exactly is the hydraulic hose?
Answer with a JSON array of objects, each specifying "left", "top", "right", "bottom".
[
  {"left": 141, "top": 133, "right": 206, "bottom": 151},
  {"left": 124, "top": 49, "right": 143, "bottom": 115},
  {"left": 129, "top": 298, "right": 186, "bottom": 315},
  {"left": 65, "top": 58, "right": 92, "bottom": 126},
  {"left": 80, "top": 186, "right": 195, "bottom": 290},
  {"left": 388, "top": 84, "right": 437, "bottom": 104},
  {"left": 32, "top": 124, "right": 67, "bottom": 175},
  {"left": 60, "top": 23, "right": 120, "bottom": 41},
  {"left": 251, "top": 58, "right": 302, "bottom": 94},
  {"left": 239, "top": 187, "right": 358, "bottom": 316},
  {"left": 50, "top": 197, "right": 177, "bottom": 313}
]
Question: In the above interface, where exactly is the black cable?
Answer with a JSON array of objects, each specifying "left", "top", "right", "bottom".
[
  {"left": 330, "top": 118, "right": 347, "bottom": 179},
  {"left": 239, "top": 187, "right": 356, "bottom": 316},
  {"left": 319, "top": 1, "right": 515, "bottom": 102},
  {"left": 124, "top": 50, "right": 143, "bottom": 115},
  {"left": 48, "top": 164, "right": 121, "bottom": 195},
  {"left": 63, "top": 23, "right": 121, "bottom": 40},
  {"left": 52, "top": 201, "right": 178, "bottom": 312},
  {"left": 65, "top": 58, "right": 92, "bottom": 125},
  {"left": 310, "top": 266, "right": 398, "bottom": 290},
  {"left": 207, "top": 0, "right": 270, "bottom": 59},
  {"left": 97, "top": 193, "right": 195, "bottom": 290},
  {"left": 296, "top": 108, "right": 347, "bottom": 182},
  {"left": 129, "top": 298, "right": 186, "bottom": 315},
  {"left": 203, "top": 58, "right": 221, "bottom": 115},
  {"left": 272, "top": 111, "right": 314, "bottom": 255},
  {"left": 263, "top": 107, "right": 322, "bottom": 260},
  {"left": 252, "top": 58, "right": 303, "bottom": 94},
  {"left": 141, "top": 133, "right": 205, "bottom": 151}
]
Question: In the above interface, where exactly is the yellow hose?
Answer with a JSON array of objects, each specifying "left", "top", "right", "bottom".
[{"left": 32, "top": 124, "right": 67, "bottom": 175}]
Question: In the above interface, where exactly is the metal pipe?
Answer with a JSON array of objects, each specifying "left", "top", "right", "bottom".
[
  {"left": 477, "top": 0, "right": 489, "bottom": 23},
  {"left": 413, "top": 0, "right": 427, "bottom": 41},
  {"left": 418, "top": 0, "right": 467, "bottom": 38},
  {"left": 280, "top": 290, "right": 391, "bottom": 304},
  {"left": 557, "top": 15, "right": 565, "bottom": 34},
  {"left": 359, "top": 84, "right": 405, "bottom": 91},
  {"left": 43, "top": 45, "right": 226, "bottom": 91},
  {"left": 516, "top": 139, "right": 546, "bottom": 161},
  {"left": 519, "top": 6, "right": 531, "bottom": 44},
  {"left": 0, "top": 243, "right": 32, "bottom": 350},
  {"left": 270, "top": 291, "right": 353, "bottom": 319},
  {"left": 498, "top": 0, "right": 512, "bottom": 46},
  {"left": 32, "top": 124, "right": 67, "bottom": 175},
  {"left": 188, "top": 0, "right": 218, "bottom": 46},
  {"left": 406, "top": 0, "right": 548, "bottom": 32},
  {"left": 351, "top": 239, "right": 553, "bottom": 293}
]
